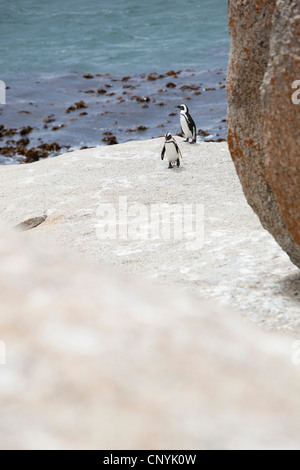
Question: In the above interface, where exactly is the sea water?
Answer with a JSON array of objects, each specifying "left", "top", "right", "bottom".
[
  {"left": 0, "top": 0, "right": 229, "bottom": 76},
  {"left": 0, "top": 0, "right": 229, "bottom": 164}
]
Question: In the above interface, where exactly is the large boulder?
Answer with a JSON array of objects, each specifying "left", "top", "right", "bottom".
[
  {"left": 1, "top": 223, "right": 300, "bottom": 449},
  {"left": 262, "top": 0, "right": 300, "bottom": 247},
  {"left": 227, "top": 0, "right": 300, "bottom": 267},
  {"left": 0, "top": 139, "right": 299, "bottom": 332}
]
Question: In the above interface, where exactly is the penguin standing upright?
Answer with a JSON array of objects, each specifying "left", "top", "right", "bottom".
[
  {"left": 161, "top": 133, "right": 181, "bottom": 169},
  {"left": 177, "top": 104, "right": 197, "bottom": 144}
]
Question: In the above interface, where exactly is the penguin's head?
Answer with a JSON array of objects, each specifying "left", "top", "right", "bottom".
[
  {"left": 165, "top": 133, "right": 172, "bottom": 141},
  {"left": 177, "top": 104, "right": 188, "bottom": 113}
]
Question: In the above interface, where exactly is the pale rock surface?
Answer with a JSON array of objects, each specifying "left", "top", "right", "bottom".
[{"left": 0, "top": 224, "right": 300, "bottom": 449}]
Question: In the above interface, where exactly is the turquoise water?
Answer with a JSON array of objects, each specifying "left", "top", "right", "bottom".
[{"left": 0, "top": 0, "right": 229, "bottom": 76}]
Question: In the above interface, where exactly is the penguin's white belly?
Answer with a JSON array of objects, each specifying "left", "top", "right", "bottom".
[
  {"left": 165, "top": 143, "right": 179, "bottom": 163},
  {"left": 180, "top": 114, "right": 192, "bottom": 138}
]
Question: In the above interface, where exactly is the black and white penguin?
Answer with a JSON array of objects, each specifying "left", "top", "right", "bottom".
[
  {"left": 176, "top": 104, "right": 197, "bottom": 144},
  {"left": 161, "top": 133, "right": 181, "bottom": 169}
]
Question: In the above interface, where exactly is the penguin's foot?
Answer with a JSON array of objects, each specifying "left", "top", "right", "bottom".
[
  {"left": 190, "top": 140, "right": 196, "bottom": 145},
  {"left": 184, "top": 138, "right": 189, "bottom": 143},
  {"left": 168, "top": 163, "right": 173, "bottom": 169},
  {"left": 177, "top": 159, "right": 180, "bottom": 167}
]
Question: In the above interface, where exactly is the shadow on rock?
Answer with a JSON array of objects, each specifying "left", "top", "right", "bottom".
[{"left": 279, "top": 273, "right": 300, "bottom": 304}]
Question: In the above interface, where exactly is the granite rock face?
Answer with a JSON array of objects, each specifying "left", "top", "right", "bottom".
[
  {"left": 262, "top": 0, "right": 300, "bottom": 247},
  {"left": 227, "top": 0, "right": 300, "bottom": 267},
  {"left": 1, "top": 224, "right": 300, "bottom": 450}
]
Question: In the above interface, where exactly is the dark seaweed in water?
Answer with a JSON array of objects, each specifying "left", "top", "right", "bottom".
[{"left": 0, "top": 68, "right": 227, "bottom": 164}]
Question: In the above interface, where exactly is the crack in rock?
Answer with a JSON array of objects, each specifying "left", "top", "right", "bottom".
[{"left": 15, "top": 215, "right": 47, "bottom": 231}]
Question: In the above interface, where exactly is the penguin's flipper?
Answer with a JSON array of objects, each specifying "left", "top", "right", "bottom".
[
  {"left": 161, "top": 145, "right": 166, "bottom": 160},
  {"left": 192, "top": 126, "right": 197, "bottom": 144},
  {"left": 175, "top": 141, "right": 182, "bottom": 158},
  {"left": 187, "top": 113, "right": 196, "bottom": 130}
]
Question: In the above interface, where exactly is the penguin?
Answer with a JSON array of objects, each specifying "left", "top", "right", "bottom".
[
  {"left": 176, "top": 104, "right": 197, "bottom": 144},
  {"left": 161, "top": 133, "right": 181, "bottom": 169}
]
